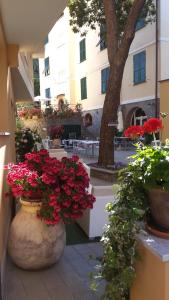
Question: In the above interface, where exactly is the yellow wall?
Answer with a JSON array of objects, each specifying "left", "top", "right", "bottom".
[
  {"left": 131, "top": 244, "right": 167, "bottom": 300},
  {"left": 121, "top": 44, "right": 156, "bottom": 103},
  {"left": 0, "top": 16, "right": 17, "bottom": 297},
  {"left": 160, "top": 80, "right": 169, "bottom": 140}
]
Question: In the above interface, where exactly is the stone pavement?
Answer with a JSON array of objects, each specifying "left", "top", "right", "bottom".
[{"left": 6, "top": 243, "right": 104, "bottom": 300}]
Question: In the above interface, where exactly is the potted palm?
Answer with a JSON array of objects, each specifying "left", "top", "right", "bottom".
[{"left": 6, "top": 150, "right": 95, "bottom": 270}]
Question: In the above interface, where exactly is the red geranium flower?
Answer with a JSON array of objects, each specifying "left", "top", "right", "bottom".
[
  {"left": 6, "top": 150, "right": 95, "bottom": 225},
  {"left": 124, "top": 125, "right": 144, "bottom": 140},
  {"left": 143, "top": 118, "right": 163, "bottom": 134}
]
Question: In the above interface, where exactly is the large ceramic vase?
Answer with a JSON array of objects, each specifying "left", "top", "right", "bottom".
[
  {"left": 8, "top": 200, "right": 66, "bottom": 270},
  {"left": 148, "top": 188, "right": 169, "bottom": 230}
]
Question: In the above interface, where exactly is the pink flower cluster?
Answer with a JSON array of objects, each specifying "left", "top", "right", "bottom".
[
  {"left": 6, "top": 150, "right": 95, "bottom": 225},
  {"left": 18, "top": 108, "right": 42, "bottom": 119}
]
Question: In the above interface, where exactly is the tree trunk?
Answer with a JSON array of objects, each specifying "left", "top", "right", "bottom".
[{"left": 98, "top": 61, "right": 125, "bottom": 166}]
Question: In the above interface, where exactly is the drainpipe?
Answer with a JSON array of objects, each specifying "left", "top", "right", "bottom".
[{"left": 155, "top": 0, "right": 159, "bottom": 118}]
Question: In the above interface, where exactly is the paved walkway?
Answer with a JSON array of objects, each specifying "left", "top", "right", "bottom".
[
  {"left": 6, "top": 243, "right": 104, "bottom": 300},
  {"left": 68, "top": 149, "right": 135, "bottom": 165}
]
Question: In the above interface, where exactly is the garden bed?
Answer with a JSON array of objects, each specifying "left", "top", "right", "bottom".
[{"left": 88, "top": 162, "right": 125, "bottom": 182}]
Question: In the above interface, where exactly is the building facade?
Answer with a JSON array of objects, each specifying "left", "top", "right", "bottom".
[{"left": 39, "top": 1, "right": 169, "bottom": 138}]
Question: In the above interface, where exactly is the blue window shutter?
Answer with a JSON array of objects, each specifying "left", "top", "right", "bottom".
[
  {"left": 101, "top": 67, "right": 110, "bottom": 93},
  {"left": 135, "top": 18, "right": 145, "bottom": 31},
  {"left": 133, "top": 51, "right": 146, "bottom": 84}
]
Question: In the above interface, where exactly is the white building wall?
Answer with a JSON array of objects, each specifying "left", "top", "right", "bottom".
[
  {"left": 39, "top": 8, "right": 71, "bottom": 105},
  {"left": 159, "top": 0, "right": 169, "bottom": 81}
]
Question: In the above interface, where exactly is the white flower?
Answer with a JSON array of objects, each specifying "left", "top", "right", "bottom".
[{"left": 23, "top": 139, "right": 28, "bottom": 143}]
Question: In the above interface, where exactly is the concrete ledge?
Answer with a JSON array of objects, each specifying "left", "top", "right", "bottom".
[{"left": 139, "top": 230, "right": 169, "bottom": 262}]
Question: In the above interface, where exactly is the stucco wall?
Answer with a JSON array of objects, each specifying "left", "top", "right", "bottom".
[
  {"left": 131, "top": 243, "right": 169, "bottom": 300},
  {"left": 160, "top": 80, "right": 169, "bottom": 140},
  {"left": 0, "top": 18, "right": 16, "bottom": 299}
]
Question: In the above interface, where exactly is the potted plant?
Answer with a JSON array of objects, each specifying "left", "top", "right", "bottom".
[
  {"left": 15, "top": 128, "right": 41, "bottom": 162},
  {"left": 48, "top": 125, "right": 64, "bottom": 148},
  {"left": 91, "top": 117, "right": 169, "bottom": 299},
  {"left": 6, "top": 150, "right": 95, "bottom": 270}
]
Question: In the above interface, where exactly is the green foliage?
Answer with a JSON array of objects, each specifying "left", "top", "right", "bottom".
[
  {"left": 132, "top": 144, "right": 169, "bottom": 192},
  {"left": 44, "top": 100, "right": 82, "bottom": 119},
  {"left": 16, "top": 117, "right": 24, "bottom": 130},
  {"left": 15, "top": 128, "right": 41, "bottom": 162},
  {"left": 91, "top": 143, "right": 169, "bottom": 299},
  {"left": 68, "top": 0, "right": 156, "bottom": 38}
]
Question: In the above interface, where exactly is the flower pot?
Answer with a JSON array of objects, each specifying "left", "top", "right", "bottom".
[
  {"left": 52, "top": 138, "right": 61, "bottom": 148},
  {"left": 148, "top": 188, "right": 169, "bottom": 230},
  {"left": 8, "top": 200, "right": 66, "bottom": 270}
]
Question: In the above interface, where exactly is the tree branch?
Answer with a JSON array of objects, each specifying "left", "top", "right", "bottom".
[
  {"left": 119, "top": 0, "right": 146, "bottom": 62},
  {"left": 103, "top": 0, "right": 118, "bottom": 64}
]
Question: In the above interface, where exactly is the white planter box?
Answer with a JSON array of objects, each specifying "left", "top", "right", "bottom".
[
  {"left": 77, "top": 184, "right": 115, "bottom": 238},
  {"left": 49, "top": 149, "right": 67, "bottom": 160}
]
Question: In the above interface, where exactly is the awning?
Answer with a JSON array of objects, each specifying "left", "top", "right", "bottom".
[{"left": 10, "top": 67, "right": 33, "bottom": 102}]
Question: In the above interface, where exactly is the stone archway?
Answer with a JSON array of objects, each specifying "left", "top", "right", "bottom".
[
  {"left": 83, "top": 113, "right": 93, "bottom": 127},
  {"left": 125, "top": 107, "right": 147, "bottom": 128}
]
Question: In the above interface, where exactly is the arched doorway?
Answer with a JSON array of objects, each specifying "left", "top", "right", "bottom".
[
  {"left": 131, "top": 108, "right": 147, "bottom": 126},
  {"left": 83, "top": 113, "right": 93, "bottom": 127}
]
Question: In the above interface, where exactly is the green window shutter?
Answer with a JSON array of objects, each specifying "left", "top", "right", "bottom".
[
  {"left": 44, "top": 36, "right": 49, "bottom": 45},
  {"left": 133, "top": 51, "right": 146, "bottom": 84},
  {"left": 135, "top": 18, "right": 145, "bottom": 31},
  {"left": 45, "top": 88, "right": 51, "bottom": 98},
  {"left": 44, "top": 57, "right": 50, "bottom": 76},
  {"left": 100, "top": 25, "right": 107, "bottom": 51},
  {"left": 80, "top": 39, "right": 86, "bottom": 63},
  {"left": 80, "top": 77, "right": 87, "bottom": 100},
  {"left": 101, "top": 67, "right": 110, "bottom": 94}
]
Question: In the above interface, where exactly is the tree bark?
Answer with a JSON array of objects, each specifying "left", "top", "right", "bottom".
[
  {"left": 98, "top": 60, "right": 125, "bottom": 166},
  {"left": 98, "top": 0, "right": 146, "bottom": 166}
]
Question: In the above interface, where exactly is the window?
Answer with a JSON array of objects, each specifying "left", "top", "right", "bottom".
[
  {"left": 135, "top": 18, "right": 145, "bottom": 31},
  {"left": 133, "top": 51, "right": 146, "bottom": 85},
  {"left": 80, "top": 77, "right": 87, "bottom": 100},
  {"left": 44, "top": 57, "right": 50, "bottom": 76},
  {"left": 44, "top": 36, "right": 48, "bottom": 45},
  {"left": 79, "top": 39, "right": 86, "bottom": 63},
  {"left": 45, "top": 88, "right": 51, "bottom": 99},
  {"left": 101, "top": 67, "right": 110, "bottom": 94},
  {"left": 131, "top": 108, "right": 147, "bottom": 126},
  {"left": 100, "top": 25, "right": 107, "bottom": 51}
]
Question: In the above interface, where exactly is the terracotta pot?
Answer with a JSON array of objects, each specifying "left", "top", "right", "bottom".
[
  {"left": 148, "top": 188, "right": 169, "bottom": 230},
  {"left": 8, "top": 199, "right": 66, "bottom": 270}
]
